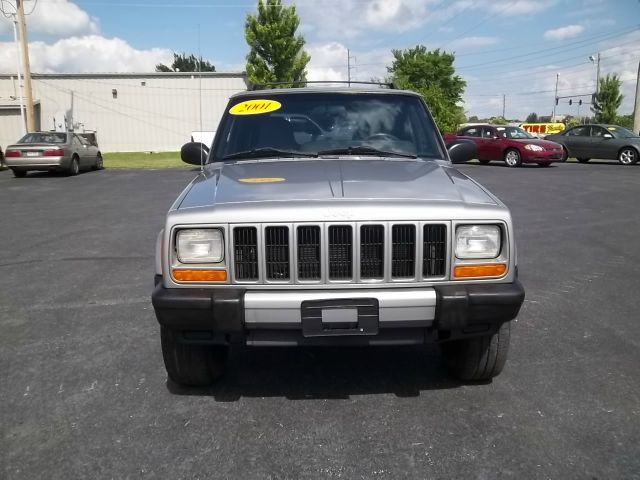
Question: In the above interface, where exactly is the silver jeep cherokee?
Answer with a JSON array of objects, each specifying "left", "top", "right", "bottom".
[{"left": 152, "top": 86, "right": 525, "bottom": 386}]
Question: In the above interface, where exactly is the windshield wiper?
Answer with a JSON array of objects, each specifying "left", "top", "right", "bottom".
[
  {"left": 317, "top": 146, "right": 417, "bottom": 159},
  {"left": 223, "top": 147, "right": 317, "bottom": 161}
]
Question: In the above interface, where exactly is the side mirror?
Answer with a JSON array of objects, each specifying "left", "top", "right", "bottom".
[
  {"left": 603, "top": 133, "right": 613, "bottom": 139},
  {"left": 446, "top": 139, "right": 476, "bottom": 164},
  {"left": 181, "top": 142, "right": 209, "bottom": 166}
]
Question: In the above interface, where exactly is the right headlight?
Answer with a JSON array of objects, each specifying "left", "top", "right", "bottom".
[
  {"left": 176, "top": 228, "right": 224, "bottom": 263},
  {"left": 455, "top": 225, "right": 501, "bottom": 259}
]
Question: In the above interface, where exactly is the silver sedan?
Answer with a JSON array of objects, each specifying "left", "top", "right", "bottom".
[{"left": 4, "top": 131, "right": 103, "bottom": 177}]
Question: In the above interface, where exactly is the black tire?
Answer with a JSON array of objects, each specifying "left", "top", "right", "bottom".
[
  {"left": 479, "top": 160, "right": 491, "bottom": 165},
  {"left": 68, "top": 156, "right": 80, "bottom": 176},
  {"left": 618, "top": 147, "right": 638, "bottom": 165},
  {"left": 504, "top": 149, "right": 522, "bottom": 167},
  {"left": 441, "top": 322, "right": 511, "bottom": 381},
  {"left": 577, "top": 158, "right": 590, "bottom": 163},
  {"left": 560, "top": 148, "right": 568, "bottom": 162},
  {"left": 160, "top": 326, "right": 227, "bottom": 386},
  {"left": 12, "top": 168, "right": 27, "bottom": 178},
  {"left": 92, "top": 154, "right": 104, "bottom": 170}
]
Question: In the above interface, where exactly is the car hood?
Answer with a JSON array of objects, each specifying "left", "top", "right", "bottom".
[{"left": 177, "top": 158, "right": 498, "bottom": 209}]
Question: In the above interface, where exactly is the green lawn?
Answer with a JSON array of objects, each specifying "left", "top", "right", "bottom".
[{"left": 103, "top": 151, "right": 188, "bottom": 169}]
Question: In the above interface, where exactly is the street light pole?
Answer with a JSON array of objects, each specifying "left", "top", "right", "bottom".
[
  {"left": 16, "top": 0, "right": 35, "bottom": 132},
  {"left": 11, "top": 14, "right": 26, "bottom": 136},
  {"left": 552, "top": 73, "right": 559, "bottom": 120}
]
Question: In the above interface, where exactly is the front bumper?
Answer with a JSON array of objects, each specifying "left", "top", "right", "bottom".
[
  {"left": 152, "top": 276, "right": 525, "bottom": 345},
  {"left": 521, "top": 150, "right": 563, "bottom": 163}
]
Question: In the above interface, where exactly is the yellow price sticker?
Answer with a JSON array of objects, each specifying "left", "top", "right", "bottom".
[
  {"left": 238, "top": 177, "right": 286, "bottom": 184},
  {"left": 229, "top": 99, "right": 282, "bottom": 115}
]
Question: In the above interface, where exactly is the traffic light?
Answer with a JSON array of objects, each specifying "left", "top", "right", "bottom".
[
  {"left": 569, "top": 99, "right": 572, "bottom": 105},
  {"left": 555, "top": 97, "right": 558, "bottom": 105},
  {"left": 579, "top": 99, "right": 582, "bottom": 106}
]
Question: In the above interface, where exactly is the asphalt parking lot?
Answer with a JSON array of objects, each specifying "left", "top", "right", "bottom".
[{"left": 1, "top": 161, "right": 639, "bottom": 479}]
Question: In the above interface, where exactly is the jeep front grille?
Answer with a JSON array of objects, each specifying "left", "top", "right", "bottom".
[
  {"left": 231, "top": 223, "right": 448, "bottom": 284},
  {"left": 265, "top": 226, "right": 290, "bottom": 281},
  {"left": 233, "top": 227, "right": 259, "bottom": 280},
  {"left": 423, "top": 224, "right": 446, "bottom": 277},
  {"left": 392, "top": 224, "right": 416, "bottom": 278},
  {"left": 328, "top": 225, "right": 353, "bottom": 280},
  {"left": 297, "top": 226, "right": 321, "bottom": 280}
]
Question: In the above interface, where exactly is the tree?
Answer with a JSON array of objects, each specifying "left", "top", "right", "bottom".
[
  {"left": 591, "top": 74, "right": 623, "bottom": 123},
  {"left": 387, "top": 45, "right": 466, "bottom": 132},
  {"left": 488, "top": 116, "right": 507, "bottom": 125},
  {"left": 563, "top": 115, "right": 581, "bottom": 128},
  {"left": 467, "top": 115, "right": 479, "bottom": 123},
  {"left": 245, "top": 0, "right": 310, "bottom": 88},
  {"left": 615, "top": 114, "right": 633, "bottom": 129},
  {"left": 156, "top": 53, "right": 215, "bottom": 73},
  {"left": 525, "top": 112, "right": 538, "bottom": 123}
]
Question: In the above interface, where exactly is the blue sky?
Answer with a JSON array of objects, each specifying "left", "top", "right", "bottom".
[{"left": 0, "top": 0, "right": 638, "bottom": 119}]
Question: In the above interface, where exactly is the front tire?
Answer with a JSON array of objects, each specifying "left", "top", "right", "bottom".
[
  {"left": 577, "top": 158, "right": 590, "bottom": 163},
  {"left": 12, "top": 168, "right": 27, "bottom": 178},
  {"left": 160, "top": 326, "right": 227, "bottom": 386},
  {"left": 618, "top": 147, "right": 638, "bottom": 165},
  {"left": 504, "top": 149, "right": 522, "bottom": 167},
  {"left": 441, "top": 322, "right": 511, "bottom": 381}
]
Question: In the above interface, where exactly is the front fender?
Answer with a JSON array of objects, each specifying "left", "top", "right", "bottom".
[{"left": 155, "top": 229, "right": 164, "bottom": 276}]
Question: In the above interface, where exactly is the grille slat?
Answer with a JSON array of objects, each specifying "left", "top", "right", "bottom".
[
  {"left": 360, "top": 225, "right": 385, "bottom": 279},
  {"left": 265, "top": 226, "right": 290, "bottom": 281},
  {"left": 423, "top": 224, "right": 447, "bottom": 277},
  {"left": 392, "top": 225, "right": 416, "bottom": 278},
  {"left": 297, "top": 226, "right": 321, "bottom": 280},
  {"left": 328, "top": 225, "right": 353, "bottom": 280},
  {"left": 234, "top": 227, "right": 259, "bottom": 280}
]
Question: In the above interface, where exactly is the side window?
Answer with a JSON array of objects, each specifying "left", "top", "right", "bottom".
[
  {"left": 568, "top": 126, "right": 590, "bottom": 136},
  {"left": 72, "top": 136, "right": 83, "bottom": 146},
  {"left": 591, "top": 127, "right": 608, "bottom": 137},
  {"left": 463, "top": 127, "right": 480, "bottom": 137},
  {"left": 482, "top": 127, "right": 496, "bottom": 138}
]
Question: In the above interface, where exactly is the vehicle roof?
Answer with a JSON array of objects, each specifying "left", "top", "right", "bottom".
[
  {"left": 230, "top": 87, "right": 422, "bottom": 99},
  {"left": 460, "top": 124, "right": 521, "bottom": 128}
]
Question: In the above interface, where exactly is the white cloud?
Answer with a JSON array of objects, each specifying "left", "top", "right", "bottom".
[
  {"left": 448, "top": 36, "right": 499, "bottom": 50},
  {"left": 0, "top": 36, "right": 172, "bottom": 73},
  {"left": 293, "top": 0, "right": 439, "bottom": 39},
  {"left": 306, "top": 42, "right": 392, "bottom": 84},
  {"left": 0, "top": 0, "right": 99, "bottom": 37},
  {"left": 543, "top": 25, "right": 585, "bottom": 41},
  {"left": 490, "top": 0, "right": 556, "bottom": 15}
]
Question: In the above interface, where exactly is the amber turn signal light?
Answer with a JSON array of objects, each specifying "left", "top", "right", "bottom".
[
  {"left": 453, "top": 263, "right": 507, "bottom": 279},
  {"left": 171, "top": 269, "right": 228, "bottom": 282}
]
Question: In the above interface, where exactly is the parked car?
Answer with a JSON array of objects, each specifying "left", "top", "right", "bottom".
[
  {"left": 544, "top": 124, "right": 639, "bottom": 165},
  {"left": 151, "top": 86, "right": 525, "bottom": 386},
  {"left": 443, "top": 124, "right": 565, "bottom": 167},
  {"left": 4, "top": 131, "right": 103, "bottom": 177}
]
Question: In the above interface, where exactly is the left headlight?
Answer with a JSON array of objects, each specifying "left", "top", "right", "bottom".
[
  {"left": 176, "top": 229, "right": 224, "bottom": 263},
  {"left": 524, "top": 144, "right": 544, "bottom": 152},
  {"left": 456, "top": 225, "right": 501, "bottom": 259}
]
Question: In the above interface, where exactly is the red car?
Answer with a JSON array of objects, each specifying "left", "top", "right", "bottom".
[{"left": 444, "top": 124, "right": 565, "bottom": 167}]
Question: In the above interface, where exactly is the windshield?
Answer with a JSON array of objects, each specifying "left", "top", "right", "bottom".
[
  {"left": 607, "top": 126, "right": 638, "bottom": 138},
  {"left": 18, "top": 132, "right": 67, "bottom": 144},
  {"left": 499, "top": 126, "right": 535, "bottom": 139},
  {"left": 213, "top": 93, "right": 445, "bottom": 161}
]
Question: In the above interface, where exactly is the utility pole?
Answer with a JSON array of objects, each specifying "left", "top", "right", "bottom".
[
  {"left": 11, "top": 15, "right": 26, "bottom": 135},
  {"left": 17, "top": 0, "right": 35, "bottom": 132},
  {"left": 596, "top": 52, "right": 601, "bottom": 95},
  {"left": 347, "top": 49, "right": 356, "bottom": 87},
  {"left": 502, "top": 94, "right": 506, "bottom": 119},
  {"left": 633, "top": 61, "right": 640, "bottom": 135}
]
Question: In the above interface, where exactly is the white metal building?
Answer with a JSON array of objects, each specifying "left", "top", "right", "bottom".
[{"left": 0, "top": 72, "right": 247, "bottom": 152}]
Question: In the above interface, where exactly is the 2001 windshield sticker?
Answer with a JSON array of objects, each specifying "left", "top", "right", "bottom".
[{"left": 229, "top": 99, "right": 282, "bottom": 115}]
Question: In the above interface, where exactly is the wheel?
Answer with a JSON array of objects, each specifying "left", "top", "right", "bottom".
[
  {"left": 504, "top": 149, "right": 522, "bottom": 167},
  {"left": 441, "top": 322, "right": 511, "bottom": 381},
  {"left": 618, "top": 147, "right": 638, "bottom": 165},
  {"left": 12, "top": 168, "right": 27, "bottom": 178},
  {"left": 92, "top": 154, "right": 104, "bottom": 170},
  {"left": 160, "top": 326, "right": 227, "bottom": 386},
  {"left": 577, "top": 158, "right": 590, "bottom": 163},
  {"left": 68, "top": 156, "right": 80, "bottom": 176},
  {"left": 479, "top": 160, "right": 491, "bottom": 165},
  {"left": 538, "top": 162, "right": 551, "bottom": 167}
]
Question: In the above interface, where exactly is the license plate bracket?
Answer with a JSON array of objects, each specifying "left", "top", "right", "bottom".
[{"left": 301, "top": 298, "right": 379, "bottom": 337}]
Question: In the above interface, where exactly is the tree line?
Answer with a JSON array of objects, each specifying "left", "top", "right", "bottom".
[{"left": 157, "top": 0, "right": 628, "bottom": 132}]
